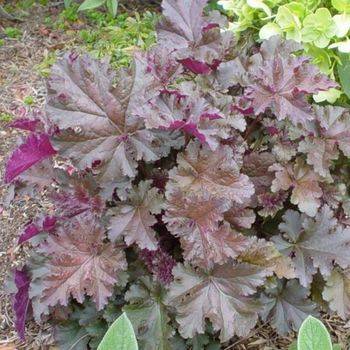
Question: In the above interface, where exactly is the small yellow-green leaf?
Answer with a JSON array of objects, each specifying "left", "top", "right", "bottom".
[
  {"left": 297, "top": 316, "right": 332, "bottom": 350},
  {"left": 97, "top": 313, "right": 138, "bottom": 350}
]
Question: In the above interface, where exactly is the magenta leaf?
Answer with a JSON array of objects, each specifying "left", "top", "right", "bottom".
[
  {"left": 179, "top": 58, "right": 212, "bottom": 74},
  {"left": 4, "top": 133, "right": 57, "bottom": 183},
  {"left": 9, "top": 118, "right": 41, "bottom": 132},
  {"left": 18, "top": 216, "right": 57, "bottom": 244},
  {"left": 13, "top": 269, "right": 31, "bottom": 340}
]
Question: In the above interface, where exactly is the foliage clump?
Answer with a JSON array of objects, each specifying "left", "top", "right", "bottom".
[{"left": 5, "top": 0, "right": 350, "bottom": 348}]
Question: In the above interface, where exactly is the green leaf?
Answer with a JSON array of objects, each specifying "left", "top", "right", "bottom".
[
  {"left": 289, "top": 341, "right": 297, "bottom": 350},
  {"left": 337, "top": 53, "right": 350, "bottom": 99},
  {"left": 297, "top": 316, "right": 332, "bottom": 350},
  {"left": 78, "top": 0, "right": 106, "bottom": 12},
  {"left": 275, "top": 5, "right": 302, "bottom": 41},
  {"left": 56, "top": 322, "right": 90, "bottom": 350},
  {"left": 123, "top": 277, "right": 173, "bottom": 350},
  {"left": 301, "top": 8, "right": 337, "bottom": 48},
  {"left": 332, "top": 0, "right": 350, "bottom": 13},
  {"left": 106, "top": 0, "right": 118, "bottom": 17},
  {"left": 333, "top": 344, "right": 342, "bottom": 350},
  {"left": 313, "top": 88, "right": 342, "bottom": 104},
  {"left": 64, "top": 0, "right": 73, "bottom": 8},
  {"left": 97, "top": 313, "right": 138, "bottom": 350},
  {"left": 259, "top": 23, "right": 282, "bottom": 40}
]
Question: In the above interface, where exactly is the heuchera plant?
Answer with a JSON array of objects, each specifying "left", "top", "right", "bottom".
[
  {"left": 5, "top": 0, "right": 350, "bottom": 348},
  {"left": 217, "top": 0, "right": 350, "bottom": 103}
]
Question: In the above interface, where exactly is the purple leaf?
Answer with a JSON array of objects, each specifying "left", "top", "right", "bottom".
[
  {"left": 9, "top": 118, "right": 41, "bottom": 132},
  {"left": 5, "top": 133, "right": 57, "bottom": 183},
  {"left": 18, "top": 216, "right": 57, "bottom": 244},
  {"left": 13, "top": 269, "right": 31, "bottom": 340}
]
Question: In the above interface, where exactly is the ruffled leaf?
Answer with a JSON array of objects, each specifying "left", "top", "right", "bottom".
[
  {"left": 224, "top": 204, "right": 256, "bottom": 229},
  {"left": 108, "top": 181, "right": 164, "bottom": 250},
  {"left": 270, "top": 159, "right": 322, "bottom": 216},
  {"left": 46, "top": 53, "right": 173, "bottom": 189},
  {"left": 261, "top": 279, "right": 318, "bottom": 335},
  {"left": 299, "top": 106, "right": 350, "bottom": 178},
  {"left": 238, "top": 238, "right": 295, "bottom": 279},
  {"left": 273, "top": 206, "right": 350, "bottom": 287},
  {"left": 167, "top": 141, "right": 254, "bottom": 206},
  {"left": 323, "top": 268, "right": 350, "bottom": 320},
  {"left": 165, "top": 191, "right": 249, "bottom": 267},
  {"left": 245, "top": 36, "right": 337, "bottom": 125},
  {"left": 157, "top": 0, "right": 232, "bottom": 67},
  {"left": 137, "top": 91, "right": 226, "bottom": 150},
  {"left": 166, "top": 263, "right": 268, "bottom": 342},
  {"left": 38, "top": 214, "right": 127, "bottom": 311}
]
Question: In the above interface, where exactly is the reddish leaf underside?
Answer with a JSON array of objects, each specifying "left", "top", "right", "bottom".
[
  {"left": 5, "top": 133, "right": 56, "bottom": 183},
  {"left": 13, "top": 269, "right": 31, "bottom": 340}
]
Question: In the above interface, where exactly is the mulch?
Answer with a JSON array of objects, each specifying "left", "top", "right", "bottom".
[{"left": 0, "top": 1, "right": 349, "bottom": 349}]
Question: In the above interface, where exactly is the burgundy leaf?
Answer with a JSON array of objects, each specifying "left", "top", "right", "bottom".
[
  {"left": 108, "top": 181, "right": 164, "bottom": 250},
  {"left": 245, "top": 37, "right": 336, "bottom": 125},
  {"left": 157, "top": 0, "right": 207, "bottom": 49},
  {"left": 39, "top": 214, "right": 127, "bottom": 310},
  {"left": 165, "top": 191, "right": 249, "bottom": 267},
  {"left": 166, "top": 263, "right": 268, "bottom": 342},
  {"left": 46, "top": 53, "right": 176, "bottom": 190},
  {"left": 157, "top": 0, "right": 233, "bottom": 66},
  {"left": 273, "top": 206, "right": 350, "bottom": 287},
  {"left": 167, "top": 141, "right": 254, "bottom": 206},
  {"left": 270, "top": 158, "right": 322, "bottom": 216}
]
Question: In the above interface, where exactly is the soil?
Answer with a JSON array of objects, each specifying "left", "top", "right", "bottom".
[{"left": 0, "top": 1, "right": 349, "bottom": 349}]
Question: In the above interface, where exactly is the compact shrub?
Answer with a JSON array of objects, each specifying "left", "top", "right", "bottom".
[
  {"left": 218, "top": 0, "right": 350, "bottom": 103},
  {"left": 5, "top": 0, "right": 350, "bottom": 348}
]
